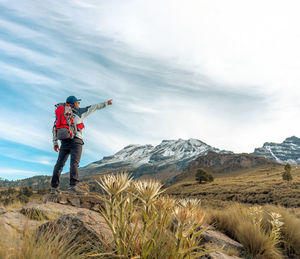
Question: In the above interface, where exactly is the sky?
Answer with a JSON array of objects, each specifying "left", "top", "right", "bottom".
[{"left": 1, "top": 0, "right": 300, "bottom": 180}]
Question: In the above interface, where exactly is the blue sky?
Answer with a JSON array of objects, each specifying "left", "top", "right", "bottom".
[{"left": 1, "top": 0, "right": 300, "bottom": 180}]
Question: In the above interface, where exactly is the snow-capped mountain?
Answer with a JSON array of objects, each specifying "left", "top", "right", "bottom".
[
  {"left": 81, "top": 138, "right": 232, "bottom": 180},
  {"left": 253, "top": 136, "right": 300, "bottom": 164}
]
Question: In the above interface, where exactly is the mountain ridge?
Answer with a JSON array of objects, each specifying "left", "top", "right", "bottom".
[
  {"left": 79, "top": 138, "right": 233, "bottom": 181},
  {"left": 0, "top": 136, "right": 299, "bottom": 189},
  {"left": 252, "top": 136, "right": 300, "bottom": 164}
]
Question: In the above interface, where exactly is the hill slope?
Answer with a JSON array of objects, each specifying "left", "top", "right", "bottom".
[
  {"left": 166, "top": 163, "right": 300, "bottom": 208},
  {"left": 172, "top": 151, "right": 279, "bottom": 183}
]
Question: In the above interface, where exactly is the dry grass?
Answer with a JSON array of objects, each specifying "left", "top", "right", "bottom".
[
  {"left": 166, "top": 165, "right": 300, "bottom": 208},
  {"left": 264, "top": 205, "right": 300, "bottom": 256},
  {"left": 0, "top": 222, "right": 98, "bottom": 259},
  {"left": 205, "top": 204, "right": 300, "bottom": 258}
]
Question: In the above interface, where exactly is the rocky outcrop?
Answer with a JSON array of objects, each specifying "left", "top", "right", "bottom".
[
  {"left": 253, "top": 136, "right": 300, "bottom": 164},
  {"left": 37, "top": 209, "right": 114, "bottom": 252},
  {"left": 198, "top": 225, "right": 244, "bottom": 258},
  {"left": 0, "top": 200, "right": 247, "bottom": 258},
  {"left": 20, "top": 201, "right": 90, "bottom": 219},
  {"left": 43, "top": 193, "right": 104, "bottom": 211},
  {"left": 200, "top": 226, "right": 244, "bottom": 253}
]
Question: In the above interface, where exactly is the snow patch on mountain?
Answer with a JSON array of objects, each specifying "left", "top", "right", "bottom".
[
  {"left": 253, "top": 136, "right": 300, "bottom": 164},
  {"left": 86, "top": 138, "right": 232, "bottom": 170}
]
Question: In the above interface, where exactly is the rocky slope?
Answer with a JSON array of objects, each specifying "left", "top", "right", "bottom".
[{"left": 253, "top": 136, "right": 300, "bottom": 164}]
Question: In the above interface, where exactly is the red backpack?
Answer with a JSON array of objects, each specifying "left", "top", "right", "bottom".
[{"left": 54, "top": 103, "right": 76, "bottom": 140}]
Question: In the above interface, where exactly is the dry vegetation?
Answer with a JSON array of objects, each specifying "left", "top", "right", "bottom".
[
  {"left": 165, "top": 165, "right": 300, "bottom": 208},
  {"left": 205, "top": 204, "right": 300, "bottom": 258},
  {"left": 0, "top": 171, "right": 300, "bottom": 258}
]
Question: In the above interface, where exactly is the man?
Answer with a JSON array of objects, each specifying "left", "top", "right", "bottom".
[{"left": 51, "top": 96, "right": 112, "bottom": 195}]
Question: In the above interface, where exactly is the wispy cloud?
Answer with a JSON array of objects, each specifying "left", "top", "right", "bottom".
[
  {"left": 0, "top": 0, "right": 300, "bottom": 179},
  {"left": 0, "top": 168, "right": 43, "bottom": 180}
]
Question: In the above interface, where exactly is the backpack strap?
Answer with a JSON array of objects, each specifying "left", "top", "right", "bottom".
[{"left": 64, "top": 103, "right": 77, "bottom": 137}]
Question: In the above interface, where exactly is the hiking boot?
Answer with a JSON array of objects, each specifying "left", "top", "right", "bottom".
[
  {"left": 68, "top": 185, "right": 88, "bottom": 195},
  {"left": 50, "top": 187, "right": 60, "bottom": 195}
]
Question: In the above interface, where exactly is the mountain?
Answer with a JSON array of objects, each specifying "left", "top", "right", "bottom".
[
  {"left": 172, "top": 151, "right": 280, "bottom": 184},
  {"left": 79, "top": 138, "right": 232, "bottom": 182},
  {"left": 253, "top": 136, "right": 300, "bottom": 164}
]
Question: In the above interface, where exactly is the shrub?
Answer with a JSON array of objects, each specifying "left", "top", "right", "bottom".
[
  {"left": 17, "top": 194, "right": 29, "bottom": 203},
  {"left": 94, "top": 173, "right": 207, "bottom": 258},
  {"left": 282, "top": 163, "right": 293, "bottom": 182},
  {"left": 195, "top": 168, "right": 214, "bottom": 184},
  {"left": 37, "top": 187, "right": 48, "bottom": 195},
  {"left": 20, "top": 186, "right": 33, "bottom": 197}
]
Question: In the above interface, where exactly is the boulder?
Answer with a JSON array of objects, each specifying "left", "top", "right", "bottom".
[
  {"left": 37, "top": 209, "right": 114, "bottom": 253},
  {"left": 0, "top": 211, "right": 43, "bottom": 246},
  {"left": 200, "top": 227, "right": 244, "bottom": 254},
  {"left": 201, "top": 251, "right": 242, "bottom": 259}
]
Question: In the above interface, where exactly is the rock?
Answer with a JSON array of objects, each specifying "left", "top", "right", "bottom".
[
  {"left": 37, "top": 209, "right": 113, "bottom": 253},
  {"left": 81, "top": 201, "right": 92, "bottom": 209},
  {"left": 43, "top": 194, "right": 104, "bottom": 211},
  {"left": 200, "top": 228, "right": 244, "bottom": 253},
  {"left": 18, "top": 202, "right": 88, "bottom": 220},
  {"left": 68, "top": 197, "right": 81, "bottom": 207},
  {"left": 0, "top": 206, "right": 6, "bottom": 214},
  {"left": 201, "top": 251, "right": 242, "bottom": 259},
  {"left": 0, "top": 211, "right": 43, "bottom": 246}
]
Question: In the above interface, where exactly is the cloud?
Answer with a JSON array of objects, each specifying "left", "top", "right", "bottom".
[
  {"left": 0, "top": 0, "right": 300, "bottom": 183},
  {"left": 0, "top": 168, "right": 42, "bottom": 180}
]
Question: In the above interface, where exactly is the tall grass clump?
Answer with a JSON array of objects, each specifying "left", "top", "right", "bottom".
[
  {"left": 264, "top": 205, "right": 300, "bottom": 257},
  {"left": 0, "top": 223, "right": 99, "bottom": 259},
  {"left": 94, "top": 173, "right": 206, "bottom": 259},
  {"left": 206, "top": 205, "right": 286, "bottom": 259}
]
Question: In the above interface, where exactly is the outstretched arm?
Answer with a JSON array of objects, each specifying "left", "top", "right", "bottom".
[{"left": 80, "top": 99, "right": 112, "bottom": 119}]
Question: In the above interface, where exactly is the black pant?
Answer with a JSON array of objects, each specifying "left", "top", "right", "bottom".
[{"left": 51, "top": 137, "right": 83, "bottom": 188}]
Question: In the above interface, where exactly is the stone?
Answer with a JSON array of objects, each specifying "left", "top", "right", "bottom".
[
  {"left": 201, "top": 251, "right": 242, "bottom": 259},
  {"left": 200, "top": 228, "right": 244, "bottom": 253},
  {"left": 68, "top": 197, "right": 81, "bottom": 207},
  {"left": 81, "top": 201, "right": 92, "bottom": 210},
  {"left": 43, "top": 194, "right": 105, "bottom": 211},
  {"left": 37, "top": 209, "right": 114, "bottom": 253}
]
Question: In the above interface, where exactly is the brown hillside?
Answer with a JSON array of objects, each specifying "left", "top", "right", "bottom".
[{"left": 173, "top": 151, "right": 279, "bottom": 183}]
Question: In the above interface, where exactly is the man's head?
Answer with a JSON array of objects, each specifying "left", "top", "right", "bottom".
[{"left": 66, "top": 96, "right": 81, "bottom": 108}]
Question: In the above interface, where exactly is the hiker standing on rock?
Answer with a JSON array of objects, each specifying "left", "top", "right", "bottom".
[{"left": 51, "top": 96, "right": 112, "bottom": 195}]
